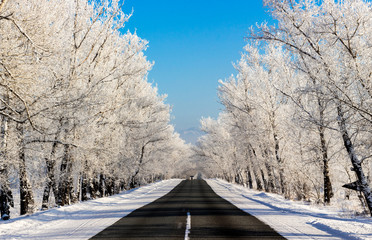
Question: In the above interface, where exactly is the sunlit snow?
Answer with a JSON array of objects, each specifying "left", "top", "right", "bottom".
[
  {"left": 0, "top": 179, "right": 182, "bottom": 240},
  {"left": 1, "top": 179, "right": 371, "bottom": 240},
  {"left": 207, "top": 179, "right": 372, "bottom": 240}
]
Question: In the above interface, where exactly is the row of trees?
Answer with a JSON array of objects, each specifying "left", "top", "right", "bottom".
[
  {"left": 0, "top": 0, "right": 190, "bottom": 220},
  {"left": 197, "top": 0, "right": 372, "bottom": 216}
]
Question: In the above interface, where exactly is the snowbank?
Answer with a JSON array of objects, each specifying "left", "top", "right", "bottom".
[
  {"left": 206, "top": 179, "right": 372, "bottom": 240},
  {"left": 0, "top": 179, "right": 182, "bottom": 240}
]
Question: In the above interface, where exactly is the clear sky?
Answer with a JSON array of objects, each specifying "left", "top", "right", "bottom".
[{"left": 122, "top": 1, "right": 273, "bottom": 132}]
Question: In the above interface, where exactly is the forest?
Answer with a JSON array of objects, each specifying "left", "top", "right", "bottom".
[
  {"left": 197, "top": 0, "right": 372, "bottom": 216},
  {"left": 1, "top": 0, "right": 372, "bottom": 222},
  {"left": 0, "top": 0, "right": 190, "bottom": 220}
]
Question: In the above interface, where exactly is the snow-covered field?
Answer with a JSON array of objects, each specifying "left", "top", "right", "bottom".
[
  {"left": 207, "top": 179, "right": 372, "bottom": 240},
  {"left": 0, "top": 179, "right": 182, "bottom": 240}
]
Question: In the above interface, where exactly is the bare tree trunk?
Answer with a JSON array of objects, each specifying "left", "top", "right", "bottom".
[
  {"left": 235, "top": 171, "right": 243, "bottom": 185},
  {"left": 319, "top": 124, "right": 333, "bottom": 204},
  {"left": 0, "top": 116, "right": 13, "bottom": 220},
  {"left": 106, "top": 177, "right": 114, "bottom": 196},
  {"left": 98, "top": 173, "right": 105, "bottom": 197},
  {"left": 0, "top": 168, "right": 13, "bottom": 220},
  {"left": 303, "top": 182, "right": 310, "bottom": 201},
  {"left": 81, "top": 160, "right": 89, "bottom": 201},
  {"left": 41, "top": 123, "right": 62, "bottom": 210},
  {"left": 76, "top": 173, "right": 81, "bottom": 201},
  {"left": 130, "top": 143, "right": 147, "bottom": 189},
  {"left": 17, "top": 123, "right": 34, "bottom": 215},
  {"left": 57, "top": 144, "right": 74, "bottom": 206},
  {"left": 246, "top": 166, "right": 253, "bottom": 189},
  {"left": 129, "top": 173, "right": 138, "bottom": 189},
  {"left": 247, "top": 144, "right": 263, "bottom": 191},
  {"left": 314, "top": 86, "right": 334, "bottom": 204},
  {"left": 80, "top": 160, "right": 89, "bottom": 201},
  {"left": 81, "top": 175, "right": 87, "bottom": 200},
  {"left": 90, "top": 175, "right": 99, "bottom": 199},
  {"left": 41, "top": 155, "right": 58, "bottom": 210},
  {"left": 265, "top": 161, "right": 276, "bottom": 193},
  {"left": 270, "top": 114, "right": 288, "bottom": 198},
  {"left": 337, "top": 105, "right": 372, "bottom": 216},
  {"left": 119, "top": 179, "right": 125, "bottom": 192},
  {"left": 253, "top": 168, "right": 263, "bottom": 190},
  {"left": 260, "top": 145, "right": 276, "bottom": 193},
  {"left": 0, "top": 168, "right": 12, "bottom": 220},
  {"left": 260, "top": 168, "right": 268, "bottom": 192},
  {"left": 274, "top": 131, "right": 286, "bottom": 196}
]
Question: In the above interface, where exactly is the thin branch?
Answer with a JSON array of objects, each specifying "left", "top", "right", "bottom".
[
  {"left": 360, "top": 155, "right": 372, "bottom": 164},
  {"left": 25, "top": 139, "right": 77, "bottom": 147}
]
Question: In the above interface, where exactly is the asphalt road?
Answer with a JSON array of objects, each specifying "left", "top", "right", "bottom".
[{"left": 90, "top": 180, "right": 286, "bottom": 240}]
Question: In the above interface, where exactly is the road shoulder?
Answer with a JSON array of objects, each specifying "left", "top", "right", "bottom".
[{"left": 206, "top": 178, "right": 372, "bottom": 240}]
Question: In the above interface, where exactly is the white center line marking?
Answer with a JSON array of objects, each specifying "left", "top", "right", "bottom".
[{"left": 184, "top": 211, "right": 191, "bottom": 240}]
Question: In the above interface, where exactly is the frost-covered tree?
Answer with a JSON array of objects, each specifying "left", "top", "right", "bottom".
[
  {"left": 221, "top": 42, "right": 293, "bottom": 197},
  {"left": 250, "top": 0, "right": 372, "bottom": 215},
  {"left": 0, "top": 0, "right": 189, "bottom": 220},
  {"left": 199, "top": 0, "right": 372, "bottom": 216}
]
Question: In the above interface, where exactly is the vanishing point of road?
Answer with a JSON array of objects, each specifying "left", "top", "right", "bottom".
[{"left": 91, "top": 179, "right": 286, "bottom": 240}]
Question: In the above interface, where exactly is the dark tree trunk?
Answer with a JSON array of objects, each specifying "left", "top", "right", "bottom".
[
  {"left": 253, "top": 169, "right": 262, "bottom": 190},
  {"left": 247, "top": 144, "right": 263, "bottom": 191},
  {"left": 41, "top": 158, "right": 58, "bottom": 210},
  {"left": 260, "top": 145, "right": 276, "bottom": 193},
  {"left": 129, "top": 143, "right": 148, "bottom": 189},
  {"left": 235, "top": 172, "right": 244, "bottom": 185},
  {"left": 76, "top": 173, "right": 81, "bottom": 201},
  {"left": 41, "top": 152, "right": 59, "bottom": 209},
  {"left": 57, "top": 144, "right": 74, "bottom": 206},
  {"left": 303, "top": 182, "right": 310, "bottom": 201},
  {"left": 81, "top": 160, "right": 89, "bottom": 201},
  {"left": 274, "top": 131, "right": 285, "bottom": 194},
  {"left": 314, "top": 90, "right": 334, "bottom": 205},
  {"left": 261, "top": 168, "right": 268, "bottom": 192},
  {"left": 129, "top": 175, "right": 138, "bottom": 189},
  {"left": 81, "top": 173, "right": 88, "bottom": 201},
  {"left": 0, "top": 188, "right": 12, "bottom": 220},
  {"left": 17, "top": 124, "right": 34, "bottom": 215},
  {"left": 98, "top": 174, "right": 105, "bottom": 197},
  {"left": 265, "top": 162, "right": 276, "bottom": 193},
  {"left": 90, "top": 176, "right": 99, "bottom": 199},
  {"left": 119, "top": 179, "right": 126, "bottom": 192},
  {"left": 42, "top": 120, "right": 63, "bottom": 210},
  {"left": 0, "top": 116, "right": 13, "bottom": 220},
  {"left": 246, "top": 167, "right": 253, "bottom": 189},
  {"left": 106, "top": 177, "right": 114, "bottom": 196},
  {"left": 337, "top": 105, "right": 372, "bottom": 216},
  {"left": 318, "top": 125, "right": 333, "bottom": 204},
  {"left": 270, "top": 115, "right": 288, "bottom": 198},
  {"left": 0, "top": 169, "right": 13, "bottom": 220}
]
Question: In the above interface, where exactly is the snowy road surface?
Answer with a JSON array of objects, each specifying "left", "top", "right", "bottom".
[
  {"left": 207, "top": 179, "right": 372, "bottom": 240},
  {"left": 91, "top": 179, "right": 284, "bottom": 239}
]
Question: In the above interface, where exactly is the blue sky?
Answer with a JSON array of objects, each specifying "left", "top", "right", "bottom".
[{"left": 122, "top": 1, "right": 273, "bottom": 132}]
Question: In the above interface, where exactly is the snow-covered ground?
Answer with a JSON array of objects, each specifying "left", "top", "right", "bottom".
[
  {"left": 207, "top": 178, "right": 372, "bottom": 240},
  {"left": 1, "top": 178, "right": 371, "bottom": 240},
  {"left": 0, "top": 179, "right": 182, "bottom": 240}
]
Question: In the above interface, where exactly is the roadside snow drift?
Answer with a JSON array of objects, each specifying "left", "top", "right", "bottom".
[
  {"left": 0, "top": 179, "right": 182, "bottom": 240},
  {"left": 207, "top": 179, "right": 372, "bottom": 240}
]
